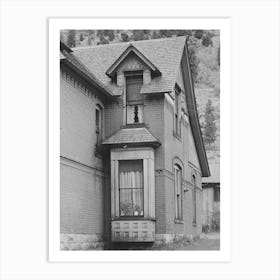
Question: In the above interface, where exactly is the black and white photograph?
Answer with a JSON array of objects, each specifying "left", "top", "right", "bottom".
[
  {"left": 1, "top": 0, "right": 280, "bottom": 279},
  {"left": 59, "top": 29, "right": 221, "bottom": 251}
]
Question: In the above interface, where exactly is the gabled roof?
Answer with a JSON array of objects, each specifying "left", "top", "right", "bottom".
[
  {"left": 60, "top": 41, "right": 114, "bottom": 98},
  {"left": 65, "top": 37, "right": 209, "bottom": 177},
  {"left": 72, "top": 36, "right": 187, "bottom": 96},
  {"left": 102, "top": 127, "right": 161, "bottom": 148},
  {"left": 106, "top": 44, "right": 161, "bottom": 78}
]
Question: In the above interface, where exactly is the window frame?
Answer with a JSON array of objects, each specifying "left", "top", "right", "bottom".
[
  {"left": 174, "top": 163, "right": 183, "bottom": 221},
  {"left": 118, "top": 159, "right": 144, "bottom": 218},
  {"left": 192, "top": 174, "right": 197, "bottom": 226},
  {"left": 174, "top": 88, "right": 181, "bottom": 138},
  {"left": 124, "top": 71, "right": 144, "bottom": 125},
  {"left": 95, "top": 104, "right": 103, "bottom": 145}
]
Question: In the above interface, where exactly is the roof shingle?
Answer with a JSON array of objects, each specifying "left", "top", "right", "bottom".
[
  {"left": 102, "top": 127, "right": 161, "bottom": 146},
  {"left": 72, "top": 36, "right": 187, "bottom": 95}
]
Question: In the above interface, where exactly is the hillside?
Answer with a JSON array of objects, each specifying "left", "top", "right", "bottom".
[{"left": 61, "top": 30, "right": 220, "bottom": 164}]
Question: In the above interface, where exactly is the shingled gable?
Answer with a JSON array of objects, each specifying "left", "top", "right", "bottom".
[
  {"left": 105, "top": 44, "right": 161, "bottom": 78},
  {"left": 60, "top": 41, "right": 114, "bottom": 98}
]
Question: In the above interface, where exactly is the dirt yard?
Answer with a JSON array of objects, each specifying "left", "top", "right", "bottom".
[{"left": 150, "top": 232, "right": 220, "bottom": 251}]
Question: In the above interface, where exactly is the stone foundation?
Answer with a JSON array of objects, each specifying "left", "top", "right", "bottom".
[
  {"left": 155, "top": 233, "right": 199, "bottom": 245},
  {"left": 60, "top": 233, "right": 105, "bottom": 250}
]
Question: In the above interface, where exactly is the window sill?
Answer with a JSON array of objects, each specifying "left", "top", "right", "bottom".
[
  {"left": 174, "top": 219, "right": 184, "bottom": 224},
  {"left": 122, "top": 123, "right": 145, "bottom": 128},
  {"left": 113, "top": 217, "right": 155, "bottom": 221}
]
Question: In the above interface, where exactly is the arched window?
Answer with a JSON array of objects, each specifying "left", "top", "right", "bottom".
[
  {"left": 95, "top": 104, "right": 103, "bottom": 145},
  {"left": 192, "top": 174, "right": 197, "bottom": 225},
  {"left": 174, "top": 164, "right": 183, "bottom": 220}
]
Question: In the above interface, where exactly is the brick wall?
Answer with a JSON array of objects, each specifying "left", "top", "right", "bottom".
[
  {"left": 60, "top": 71, "right": 107, "bottom": 247},
  {"left": 153, "top": 64, "right": 203, "bottom": 238}
]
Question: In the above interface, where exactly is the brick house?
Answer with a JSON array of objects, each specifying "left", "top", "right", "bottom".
[{"left": 60, "top": 36, "right": 210, "bottom": 250}]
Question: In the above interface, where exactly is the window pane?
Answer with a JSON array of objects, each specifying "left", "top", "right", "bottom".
[
  {"left": 174, "top": 165, "right": 182, "bottom": 220},
  {"left": 120, "top": 189, "right": 133, "bottom": 216},
  {"left": 119, "top": 160, "right": 144, "bottom": 216},
  {"left": 132, "top": 188, "right": 144, "bottom": 216},
  {"left": 126, "top": 75, "right": 143, "bottom": 103},
  {"left": 95, "top": 109, "right": 100, "bottom": 127}
]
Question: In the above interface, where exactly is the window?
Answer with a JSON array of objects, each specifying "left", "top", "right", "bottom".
[
  {"left": 174, "top": 164, "right": 183, "bottom": 220},
  {"left": 95, "top": 105, "right": 103, "bottom": 145},
  {"left": 125, "top": 71, "right": 143, "bottom": 124},
  {"left": 214, "top": 186, "right": 220, "bottom": 202},
  {"left": 174, "top": 89, "right": 181, "bottom": 136},
  {"left": 119, "top": 160, "right": 144, "bottom": 217},
  {"left": 192, "top": 174, "right": 197, "bottom": 225}
]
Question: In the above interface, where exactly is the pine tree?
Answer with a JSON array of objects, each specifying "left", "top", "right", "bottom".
[
  {"left": 194, "top": 30, "right": 204, "bottom": 39},
  {"left": 67, "top": 30, "right": 76, "bottom": 47},
  {"left": 79, "top": 32, "right": 84, "bottom": 42},
  {"left": 202, "top": 34, "right": 212, "bottom": 47},
  {"left": 203, "top": 99, "right": 217, "bottom": 147},
  {"left": 188, "top": 45, "right": 200, "bottom": 83}
]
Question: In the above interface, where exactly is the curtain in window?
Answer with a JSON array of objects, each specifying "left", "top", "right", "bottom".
[{"left": 119, "top": 160, "right": 144, "bottom": 216}]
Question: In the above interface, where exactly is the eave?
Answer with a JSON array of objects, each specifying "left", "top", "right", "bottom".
[
  {"left": 60, "top": 41, "right": 115, "bottom": 99},
  {"left": 181, "top": 43, "right": 211, "bottom": 177}
]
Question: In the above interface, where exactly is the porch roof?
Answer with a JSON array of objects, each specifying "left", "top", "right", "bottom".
[{"left": 102, "top": 127, "right": 161, "bottom": 147}]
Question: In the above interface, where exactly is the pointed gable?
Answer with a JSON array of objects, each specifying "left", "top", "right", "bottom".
[{"left": 106, "top": 44, "right": 161, "bottom": 78}]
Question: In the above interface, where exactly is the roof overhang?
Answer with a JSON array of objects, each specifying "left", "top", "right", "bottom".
[
  {"left": 102, "top": 126, "right": 161, "bottom": 148},
  {"left": 60, "top": 41, "right": 115, "bottom": 99},
  {"left": 105, "top": 44, "right": 161, "bottom": 78},
  {"left": 181, "top": 44, "right": 211, "bottom": 177}
]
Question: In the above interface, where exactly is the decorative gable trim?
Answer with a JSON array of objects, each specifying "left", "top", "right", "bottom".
[{"left": 106, "top": 44, "right": 161, "bottom": 79}]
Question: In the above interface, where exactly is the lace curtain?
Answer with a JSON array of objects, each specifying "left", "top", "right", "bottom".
[{"left": 119, "top": 165, "right": 144, "bottom": 216}]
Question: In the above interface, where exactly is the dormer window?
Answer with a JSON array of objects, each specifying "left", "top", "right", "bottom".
[{"left": 125, "top": 71, "right": 144, "bottom": 124}]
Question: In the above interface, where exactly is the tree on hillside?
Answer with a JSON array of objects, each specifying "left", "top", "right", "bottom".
[
  {"left": 79, "top": 32, "right": 84, "bottom": 42},
  {"left": 203, "top": 99, "right": 217, "bottom": 147},
  {"left": 67, "top": 30, "right": 76, "bottom": 47},
  {"left": 132, "top": 30, "right": 145, "bottom": 41},
  {"left": 108, "top": 30, "right": 115, "bottom": 41},
  {"left": 188, "top": 45, "right": 200, "bottom": 83},
  {"left": 202, "top": 34, "right": 212, "bottom": 47},
  {"left": 121, "top": 32, "right": 129, "bottom": 42},
  {"left": 194, "top": 30, "right": 204, "bottom": 39}
]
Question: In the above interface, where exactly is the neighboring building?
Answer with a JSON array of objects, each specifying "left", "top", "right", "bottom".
[
  {"left": 202, "top": 163, "right": 220, "bottom": 232},
  {"left": 60, "top": 36, "right": 210, "bottom": 250}
]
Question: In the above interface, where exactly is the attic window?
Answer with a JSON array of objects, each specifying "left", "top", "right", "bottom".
[{"left": 125, "top": 71, "right": 144, "bottom": 124}]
